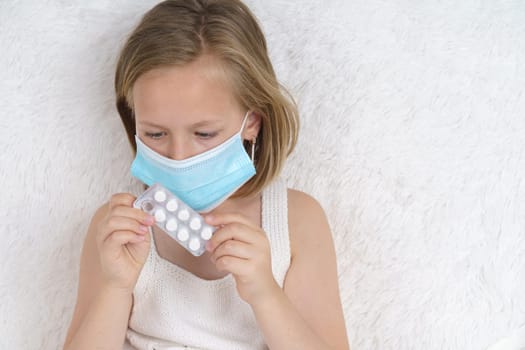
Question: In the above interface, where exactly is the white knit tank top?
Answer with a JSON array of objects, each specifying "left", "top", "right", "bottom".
[{"left": 124, "top": 178, "right": 290, "bottom": 350}]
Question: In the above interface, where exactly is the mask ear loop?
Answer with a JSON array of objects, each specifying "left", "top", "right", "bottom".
[
  {"left": 240, "top": 111, "right": 250, "bottom": 133},
  {"left": 251, "top": 137, "right": 256, "bottom": 163}
]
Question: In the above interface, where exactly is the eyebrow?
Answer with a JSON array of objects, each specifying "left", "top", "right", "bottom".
[{"left": 138, "top": 119, "right": 223, "bottom": 129}]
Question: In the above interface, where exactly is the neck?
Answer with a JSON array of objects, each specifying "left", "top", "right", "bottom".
[{"left": 207, "top": 191, "right": 262, "bottom": 225}]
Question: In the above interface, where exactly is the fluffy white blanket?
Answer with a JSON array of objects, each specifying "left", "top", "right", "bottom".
[{"left": 1, "top": 0, "right": 524, "bottom": 349}]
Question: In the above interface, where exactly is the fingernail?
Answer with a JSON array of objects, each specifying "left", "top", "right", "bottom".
[
  {"left": 139, "top": 225, "right": 148, "bottom": 233},
  {"left": 206, "top": 241, "right": 212, "bottom": 251},
  {"left": 204, "top": 215, "right": 213, "bottom": 223},
  {"left": 144, "top": 216, "right": 155, "bottom": 225},
  {"left": 136, "top": 234, "right": 146, "bottom": 241}
]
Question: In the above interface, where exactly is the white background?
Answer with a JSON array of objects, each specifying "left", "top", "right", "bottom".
[{"left": 1, "top": 0, "right": 524, "bottom": 349}]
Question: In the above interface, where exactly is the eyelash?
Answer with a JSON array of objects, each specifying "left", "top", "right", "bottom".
[
  {"left": 195, "top": 132, "right": 217, "bottom": 139},
  {"left": 145, "top": 132, "right": 166, "bottom": 140},
  {"left": 144, "top": 131, "right": 217, "bottom": 140}
]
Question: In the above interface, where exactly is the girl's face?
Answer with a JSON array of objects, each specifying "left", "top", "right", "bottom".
[{"left": 132, "top": 55, "right": 259, "bottom": 160}]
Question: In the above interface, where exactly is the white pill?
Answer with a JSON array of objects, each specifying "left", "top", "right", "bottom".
[
  {"left": 200, "top": 227, "right": 213, "bottom": 240},
  {"left": 178, "top": 209, "right": 190, "bottom": 221},
  {"left": 154, "top": 190, "right": 167, "bottom": 202},
  {"left": 166, "top": 199, "right": 178, "bottom": 212},
  {"left": 189, "top": 217, "right": 202, "bottom": 230},
  {"left": 177, "top": 228, "right": 189, "bottom": 241},
  {"left": 189, "top": 237, "right": 201, "bottom": 251},
  {"left": 154, "top": 209, "right": 166, "bottom": 222},
  {"left": 165, "top": 218, "right": 177, "bottom": 232}
]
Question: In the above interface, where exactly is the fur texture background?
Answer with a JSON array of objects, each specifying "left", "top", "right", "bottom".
[{"left": 1, "top": 0, "right": 524, "bottom": 349}]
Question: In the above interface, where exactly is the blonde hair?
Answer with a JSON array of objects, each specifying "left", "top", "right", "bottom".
[{"left": 114, "top": 0, "right": 299, "bottom": 197}]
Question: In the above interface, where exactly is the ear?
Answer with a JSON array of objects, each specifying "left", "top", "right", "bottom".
[{"left": 242, "top": 111, "right": 262, "bottom": 141}]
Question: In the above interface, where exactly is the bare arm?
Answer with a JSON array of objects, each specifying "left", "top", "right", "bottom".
[
  {"left": 63, "top": 195, "right": 153, "bottom": 350},
  {"left": 64, "top": 286, "right": 133, "bottom": 350},
  {"left": 251, "top": 189, "right": 349, "bottom": 350},
  {"left": 201, "top": 188, "right": 350, "bottom": 349}
]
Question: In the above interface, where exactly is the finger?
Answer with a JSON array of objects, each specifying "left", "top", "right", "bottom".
[
  {"left": 206, "top": 223, "right": 257, "bottom": 252},
  {"left": 106, "top": 216, "right": 150, "bottom": 235},
  {"left": 214, "top": 255, "right": 250, "bottom": 275},
  {"left": 211, "top": 239, "right": 252, "bottom": 262},
  {"left": 99, "top": 216, "right": 149, "bottom": 243},
  {"left": 104, "top": 230, "right": 146, "bottom": 249},
  {"left": 111, "top": 205, "right": 155, "bottom": 226},
  {"left": 108, "top": 193, "right": 137, "bottom": 211},
  {"left": 203, "top": 212, "right": 254, "bottom": 228}
]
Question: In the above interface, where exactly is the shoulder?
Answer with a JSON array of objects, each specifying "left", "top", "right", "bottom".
[
  {"left": 287, "top": 188, "right": 326, "bottom": 218},
  {"left": 286, "top": 188, "right": 332, "bottom": 258}
]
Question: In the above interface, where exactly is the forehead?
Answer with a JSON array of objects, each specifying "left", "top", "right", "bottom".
[{"left": 132, "top": 55, "right": 242, "bottom": 123}]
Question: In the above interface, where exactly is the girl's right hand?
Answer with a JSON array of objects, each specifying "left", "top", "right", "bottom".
[{"left": 95, "top": 193, "right": 155, "bottom": 293}]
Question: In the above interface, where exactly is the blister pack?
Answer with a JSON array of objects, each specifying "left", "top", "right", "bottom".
[{"left": 133, "top": 183, "right": 216, "bottom": 256}]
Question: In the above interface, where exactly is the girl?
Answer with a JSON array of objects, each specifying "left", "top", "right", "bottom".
[{"left": 63, "top": 0, "right": 349, "bottom": 349}]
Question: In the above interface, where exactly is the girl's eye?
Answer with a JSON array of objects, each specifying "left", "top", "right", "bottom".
[
  {"left": 195, "top": 131, "right": 217, "bottom": 139},
  {"left": 145, "top": 132, "right": 166, "bottom": 140}
]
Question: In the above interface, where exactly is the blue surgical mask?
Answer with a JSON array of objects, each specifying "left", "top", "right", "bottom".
[{"left": 130, "top": 111, "right": 256, "bottom": 213}]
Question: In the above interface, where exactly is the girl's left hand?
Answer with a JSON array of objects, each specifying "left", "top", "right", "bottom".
[{"left": 204, "top": 213, "right": 279, "bottom": 306}]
